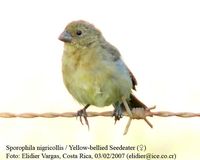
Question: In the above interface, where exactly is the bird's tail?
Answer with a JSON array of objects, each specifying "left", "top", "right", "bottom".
[{"left": 127, "top": 93, "right": 148, "bottom": 110}]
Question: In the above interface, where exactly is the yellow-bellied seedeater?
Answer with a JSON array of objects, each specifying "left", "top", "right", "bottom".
[{"left": 59, "top": 20, "right": 147, "bottom": 127}]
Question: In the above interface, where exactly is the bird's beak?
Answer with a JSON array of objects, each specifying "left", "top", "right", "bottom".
[{"left": 59, "top": 30, "right": 72, "bottom": 43}]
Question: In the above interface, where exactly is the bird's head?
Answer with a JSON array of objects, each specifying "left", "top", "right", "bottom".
[{"left": 59, "top": 20, "right": 102, "bottom": 48}]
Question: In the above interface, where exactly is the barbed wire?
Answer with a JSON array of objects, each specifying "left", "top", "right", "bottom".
[
  {"left": 1, "top": 107, "right": 199, "bottom": 135},
  {"left": 0, "top": 109, "right": 199, "bottom": 118}
]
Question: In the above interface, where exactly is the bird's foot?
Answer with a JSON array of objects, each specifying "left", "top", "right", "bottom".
[
  {"left": 76, "top": 105, "right": 90, "bottom": 129},
  {"left": 113, "top": 101, "right": 125, "bottom": 124},
  {"left": 112, "top": 105, "right": 123, "bottom": 124}
]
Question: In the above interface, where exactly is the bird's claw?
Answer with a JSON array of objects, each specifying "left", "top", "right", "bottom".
[
  {"left": 112, "top": 107, "right": 123, "bottom": 124},
  {"left": 77, "top": 109, "right": 90, "bottom": 129},
  {"left": 113, "top": 101, "right": 125, "bottom": 124}
]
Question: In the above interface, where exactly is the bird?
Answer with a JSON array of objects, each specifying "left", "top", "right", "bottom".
[{"left": 59, "top": 20, "right": 148, "bottom": 128}]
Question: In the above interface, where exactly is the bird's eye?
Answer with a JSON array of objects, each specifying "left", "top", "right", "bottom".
[{"left": 76, "top": 30, "right": 82, "bottom": 36}]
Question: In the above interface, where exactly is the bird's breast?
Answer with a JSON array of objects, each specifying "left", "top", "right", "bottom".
[{"left": 62, "top": 49, "right": 132, "bottom": 107}]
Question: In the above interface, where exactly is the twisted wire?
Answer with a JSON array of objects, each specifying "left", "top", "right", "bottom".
[{"left": 0, "top": 111, "right": 199, "bottom": 118}]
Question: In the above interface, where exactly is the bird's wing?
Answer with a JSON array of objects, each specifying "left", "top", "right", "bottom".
[
  {"left": 126, "top": 66, "right": 137, "bottom": 90},
  {"left": 101, "top": 41, "right": 138, "bottom": 90}
]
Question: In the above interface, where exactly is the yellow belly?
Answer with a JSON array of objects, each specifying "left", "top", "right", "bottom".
[
  {"left": 62, "top": 46, "right": 132, "bottom": 107},
  {"left": 62, "top": 61, "right": 132, "bottom": 107}
]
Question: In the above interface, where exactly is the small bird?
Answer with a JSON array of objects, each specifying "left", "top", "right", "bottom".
[{"left": 59, "top": 20, "right": 147, "bottom": 127}]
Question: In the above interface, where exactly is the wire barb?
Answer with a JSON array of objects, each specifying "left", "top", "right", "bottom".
[
  {"left": 123, "top": 106, "right": 155, "bottom": 135},
  {"left": 0, "top": 110, "right": 199, "bottom": 118},
  {"left": 0, "top": 109, "right": 199, "bottom": 135}
]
